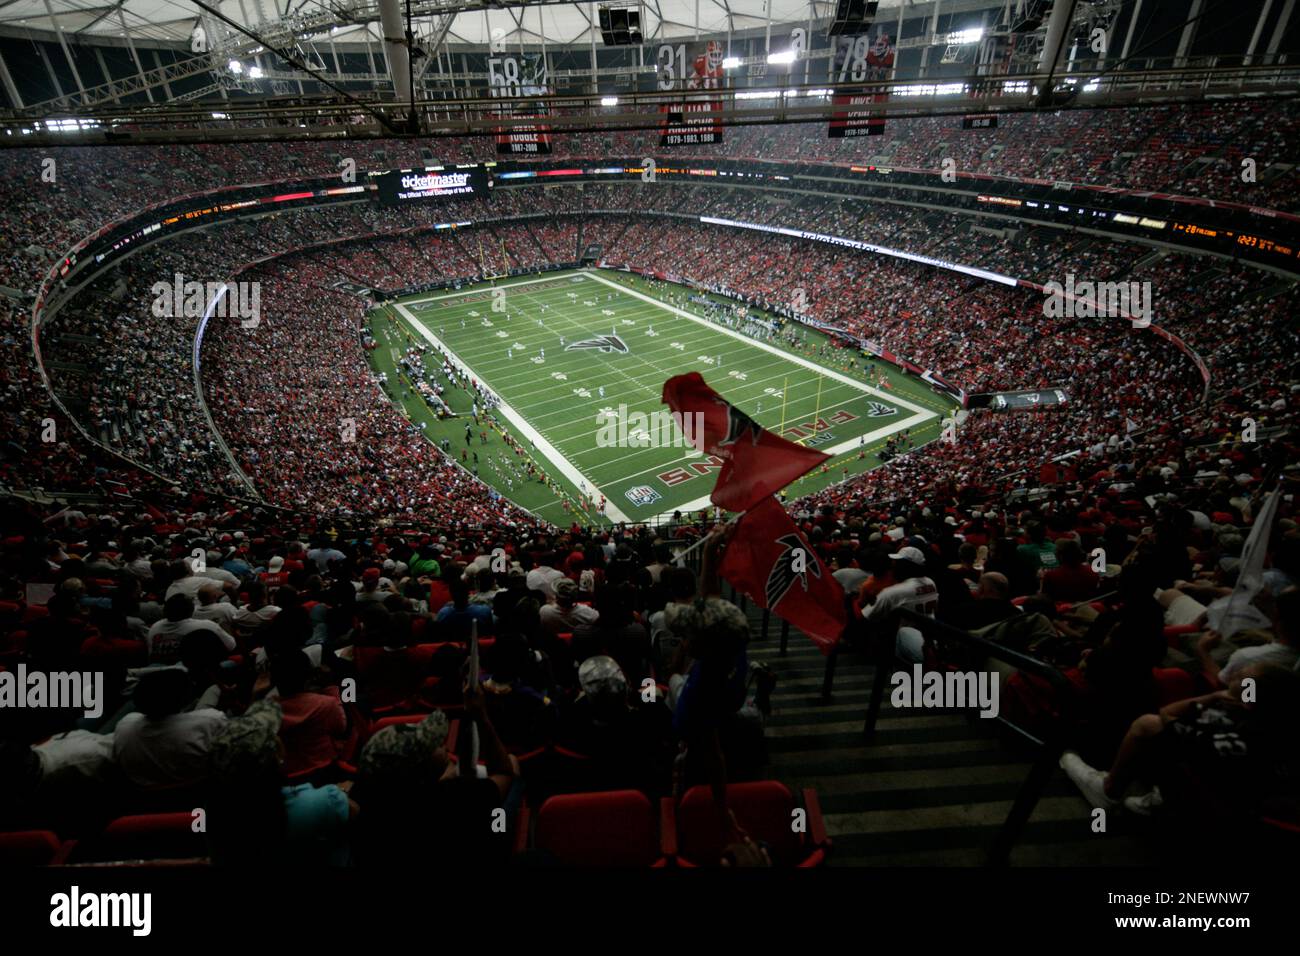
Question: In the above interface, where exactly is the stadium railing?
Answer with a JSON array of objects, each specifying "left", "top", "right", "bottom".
[{"left": 851, "top": 608, "right": 1077, "bottom": 866}]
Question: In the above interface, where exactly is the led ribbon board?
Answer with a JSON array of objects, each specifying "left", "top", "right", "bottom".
[{"left": 373, "top": 166, "right": 492, "bottom": 204}]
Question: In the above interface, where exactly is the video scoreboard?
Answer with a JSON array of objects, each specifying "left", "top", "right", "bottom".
[{"left": 371, "top": 165, "right": 494, "bottom": 205}]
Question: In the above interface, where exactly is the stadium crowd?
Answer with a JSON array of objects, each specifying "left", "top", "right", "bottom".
[
  {"left": 0, "top": 110, "right": 1297, "bottom": 866},
  {"left": 1, "top": 97, "right": 1296, "bottom": 299}
]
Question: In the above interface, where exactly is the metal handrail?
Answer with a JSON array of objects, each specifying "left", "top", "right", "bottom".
[{"left": 853, "top": 608, "right": 1077, "bottom": 865}]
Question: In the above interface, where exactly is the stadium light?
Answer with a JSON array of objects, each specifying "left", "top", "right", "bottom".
[
  {"left": 227, "top": 59, "right": 243, "bottom": 74},
  {"left": 249, "top": 66, "right": 265, "bottom": 79},
  {"left": 767, "top": 49, "right": 797, "bottom": 65},
  {"left": 946, "top": 28, "right": 983, "bottom": 44},
  {"left": 600, "top": 96, "right": 619, "bottom": 106},
  {"left": 722, "top": 56, "right": 741, "bottom": 69},
  {"left": 45, "top": 117, "right": 100, "bottom": 132}
]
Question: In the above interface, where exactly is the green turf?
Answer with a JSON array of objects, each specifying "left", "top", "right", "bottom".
[{"left": 365, "top": 268, "right": 957, "bottom": 525}]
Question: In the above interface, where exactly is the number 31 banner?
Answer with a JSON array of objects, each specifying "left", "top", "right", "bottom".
[
  {"left": 656, "top": 41, "right": 727, "bottom": 146},
  {"left": 828, "top": 31, "right": 895, "bottom": 139}
]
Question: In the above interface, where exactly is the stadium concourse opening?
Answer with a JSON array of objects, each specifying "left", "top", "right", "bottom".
[{"left": 0, "top": 0, "right": 1298, "bottom": 934}]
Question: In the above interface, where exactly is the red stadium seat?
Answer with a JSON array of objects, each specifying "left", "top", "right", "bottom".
[
  {"left": 0, "top": 830, "right": 70, "bottom": 865},
  {"left": 1163, "top": 623, "right": 1201, "bottom": 648},
  {"left": 65, "top": 812, "right": 207, "bottom": 863},
  {"left": 667, "top": 781, "right": 830, "bottom": 867},
  {"left": 522, "top": 790, "right": 671, "bottom": 866}
]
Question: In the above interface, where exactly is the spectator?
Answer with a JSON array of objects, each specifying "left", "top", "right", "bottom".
[
  {"left": 146, "top": 593, "right": 235, "bottom": 664},
  {"left": 113, "top": 668, "right": 227, "bottom": 790},
  {"left": 539, "top": 577, "right": 599, "bottom": 637}
]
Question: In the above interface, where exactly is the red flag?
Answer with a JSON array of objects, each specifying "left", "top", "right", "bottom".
[
  {"left": 661, "top": 372, "right": 829, "bottom": 512},
  {"left": 719, "top": 496, "right": 846, "bottom": 653}
]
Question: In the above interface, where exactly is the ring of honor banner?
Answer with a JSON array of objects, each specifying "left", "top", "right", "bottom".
[
  {"left": 829, "top": 31, "right": 895, "bottom": 138},
  {"left": 967, "top": 388, "right": 1070, "bottom": 411},
  {"left": 496, "top": 102, "right": 553, "bottom": 155},
  {"left": 659, "top": 100, "right": 725, "bottom": 146},
  {"left": 493, "top": 53, "right": 553, "bottom": 156},
  {"left": 659, "top": 41, "right": 726, "bottom": 146}
]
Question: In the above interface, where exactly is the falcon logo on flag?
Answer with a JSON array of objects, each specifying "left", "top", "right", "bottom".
[
  {"left": 662, "top": 372, "right": 829, "bottom": 512},
  {"left": 767, "top": 533, "right": 823, "bottom": 608},
  {"left": 720, "top": 497, "right": 846, "bottom": 653},
  {"left": 720, "top": 401, "right": 762, "bottom": 448},
  {"left": 566, "top": 334, "right": 628, "bottom": 354}
]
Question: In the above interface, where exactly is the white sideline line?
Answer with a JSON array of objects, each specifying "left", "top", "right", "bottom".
[
  {"left": 402, "top": 272, "right": 587, "bottom": 308},
  {"left": 642, "top": 408, "right": 930, "bottom": 520},
  {"left": 581, "top": 269, "right": 939, "bottom": 418},
  {"left": 397, "top": 269, "right": 949, "bottom": 526},
  {"left": 580, "top": 270, "right": 944, "bottom": 522},
  {"left": 392, "top": 299, "right": 632, "bottom": 524}
]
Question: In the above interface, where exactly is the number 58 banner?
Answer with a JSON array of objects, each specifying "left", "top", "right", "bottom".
[{"left": 490, "top": 52, "right": 553, "bottom": 155}]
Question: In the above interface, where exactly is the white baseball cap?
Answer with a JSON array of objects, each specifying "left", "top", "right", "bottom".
[{"left": 890, "top": 546, "right": 926, "bottom": 565}]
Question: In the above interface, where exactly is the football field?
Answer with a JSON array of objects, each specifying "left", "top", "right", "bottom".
[{"left": 371, "top": 269, "right": 951, "bottom": 524}]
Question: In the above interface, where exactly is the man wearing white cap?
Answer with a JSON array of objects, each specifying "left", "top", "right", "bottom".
[
  {"left": 525, "top": 563, "right": 566, "bottom": 600},
  {"left": 862, "top": 546, "right": 938, "bottom": 664}
]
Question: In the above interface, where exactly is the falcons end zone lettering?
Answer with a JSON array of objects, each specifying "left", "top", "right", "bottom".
[
  {"left": 719, "top": 496, "right": 846, "bottom": 653},
  {"left": 661, "top": 372, "right": 829, "bottom": 512}
]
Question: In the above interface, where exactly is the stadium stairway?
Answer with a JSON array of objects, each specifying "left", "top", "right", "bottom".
[{"left": 740, "top": 603, "right": 1160, "bottom": 867}]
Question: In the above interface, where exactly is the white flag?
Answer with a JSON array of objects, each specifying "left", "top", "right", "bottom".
[{"left": 1205, "top": 487, "right": 1280, "bottom": 640}]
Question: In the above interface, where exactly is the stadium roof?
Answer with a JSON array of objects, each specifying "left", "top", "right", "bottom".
[{"left": 0, "top": 0, "right": 906, "bottom": 46}]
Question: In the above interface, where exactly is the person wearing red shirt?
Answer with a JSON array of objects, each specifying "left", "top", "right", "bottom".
[
  {"left": 271, "top": 649, "right": 348, "bottom": 777},
  {"left": 1041, "top": 538, "right": 1100, "bottom": 603}
]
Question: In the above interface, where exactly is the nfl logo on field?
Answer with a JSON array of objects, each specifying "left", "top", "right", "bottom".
[{"left": 624, "top": 485, "right": 662, "bottom": 507}]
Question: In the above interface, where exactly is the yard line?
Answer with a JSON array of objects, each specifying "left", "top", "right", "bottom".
[
  {"left": 393, "top": 300, "right": 631, "bottom": 523},
  {"left": 388, "top": 269, "right": 952, "bottom": 522},
  {"left": 567, "top": 390, "right": 881, "bottom": 471},
  {"left": 611, "top": 404, "right": 934, "bottom": 491},
  {"left": 582, "top": 270, "right": 938, "bottom": 419}
]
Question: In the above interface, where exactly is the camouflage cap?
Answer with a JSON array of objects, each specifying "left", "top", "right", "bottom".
[
  {"left": 357, "top": 710, "right": 451, "bottom": 780},
  {"left": 578, "top": 655, "right": 628, "bottom": 697},
  {"left": 664, "top": 597, "right": 750, "bottom": 657},
  {"left": 209, "top": 698, "right": 282, "bottom": 779}
]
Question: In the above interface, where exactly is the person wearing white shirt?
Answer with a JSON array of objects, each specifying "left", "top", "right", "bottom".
[
  {"left": 113, "top": 669, "right": 227, "bottom": 790},
  {"left": 193, "top": 582, "right": 239, "bottom": 636},
  {"left": 147, "top": 594, "right": 236, "bottom": 663},
  {"left": 863, "top": 547, "right": 938, "bottom": 664},
  {"left": 232, "top": 580, "right": 281, "bottom": 640},
  {"left": 165, "top": 556, "right": 237, "bottom": 601}
]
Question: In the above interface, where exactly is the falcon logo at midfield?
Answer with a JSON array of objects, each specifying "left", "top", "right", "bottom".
[
  {"left": 766, "top": 533, "right": 822, "bottom": 608},
  {"left": 565, "top": 334, "right": 628, "bottom": 354}
]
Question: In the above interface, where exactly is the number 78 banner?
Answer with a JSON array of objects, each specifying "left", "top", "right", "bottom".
[{"left": 829, "top": 32, "right": 895, "bottom": 139}]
